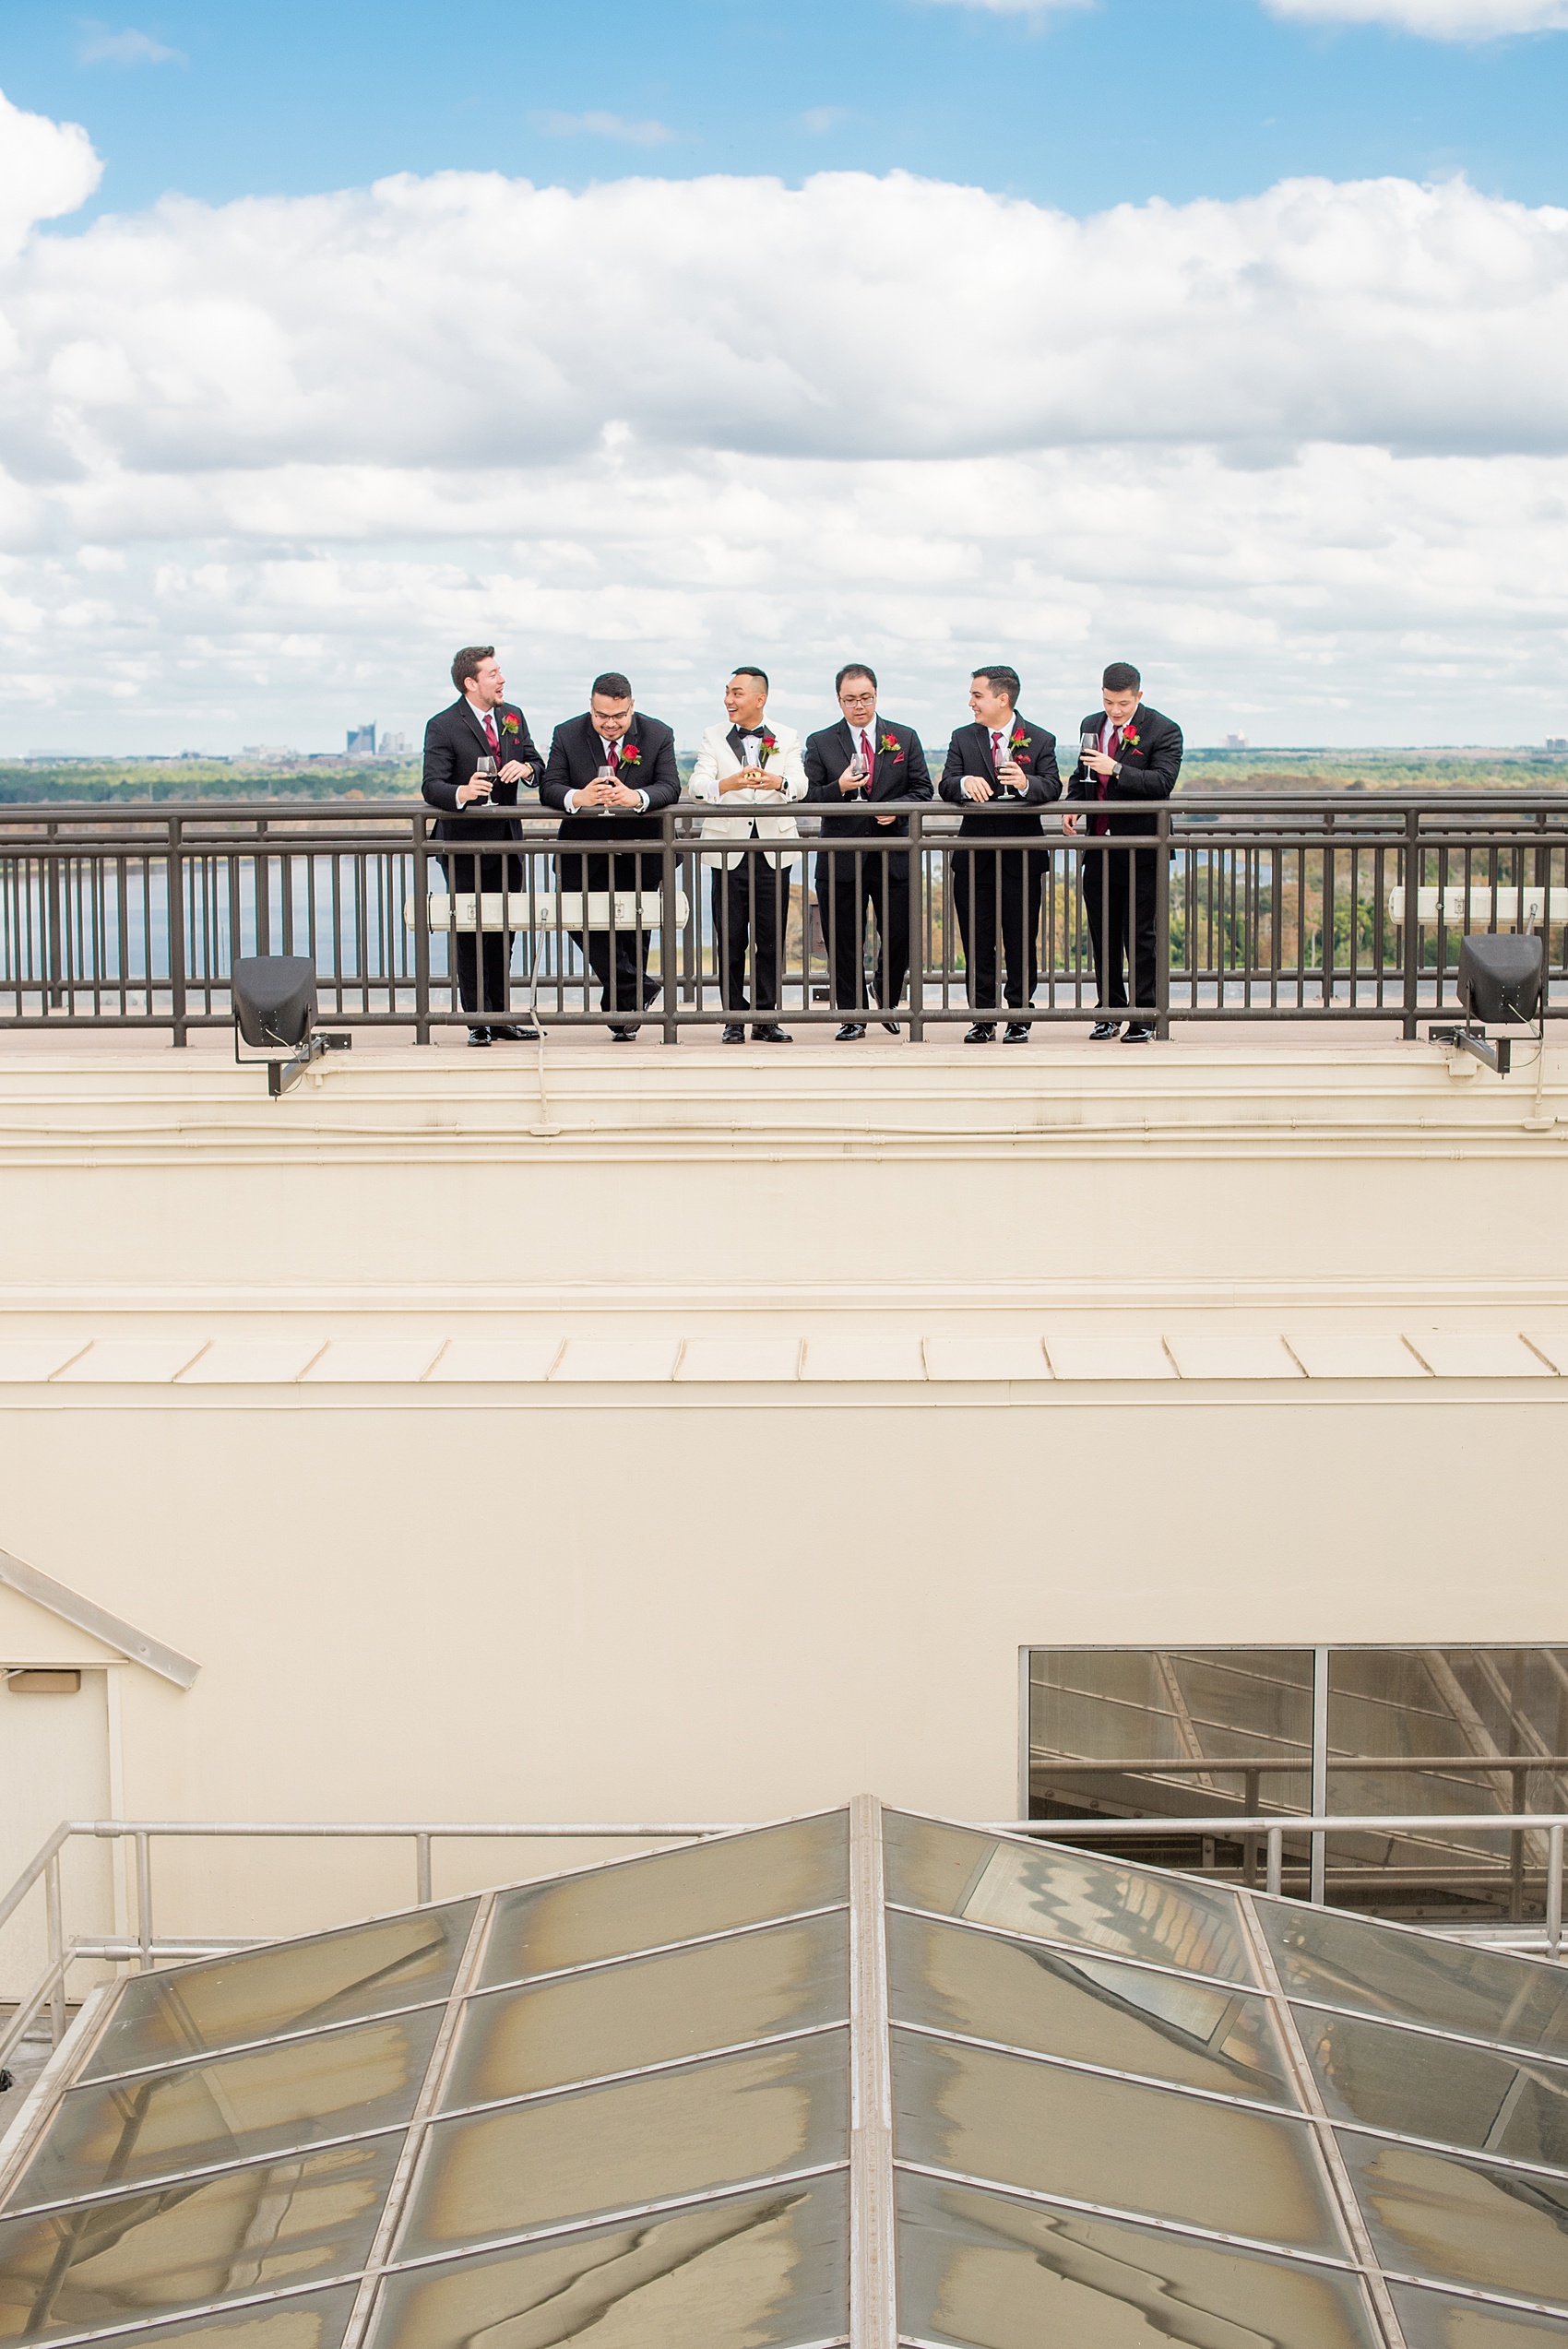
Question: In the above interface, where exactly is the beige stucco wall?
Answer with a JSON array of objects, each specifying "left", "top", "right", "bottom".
[{"left": 0, "top": 1036, "right": 1564, "bottom": 1954}]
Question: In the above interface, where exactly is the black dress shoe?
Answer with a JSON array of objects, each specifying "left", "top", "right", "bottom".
[
  {"left": 1121, "top": 1023, "right": 1154, "bottom": 1042},
  {"left": 881, "top": 1019, "right": 901, "bottom": 1036},
  {"left": 467, "top": 1026, "right": 492, "bottom": 1047},
  {"left": 609, "top": 1024, "right": 637, "bottom": 1042},
  {"left": 752, "top": 1024, "right": 793, "bottom": 1043},
  {"left": 965, "top": 1024, "right": 996, "bottom": 1044},
  {"left": 1089, "top": 1020, "right": 1122, "bottom": 1040},
  {"left": 1003, "top": 1022, "right": 1030, "bottom": 1043},
  {"left": 721, "top": 1023, "right": 746, "bottom": 1044},
  {"left": 489, "top": 1024, "right": 539, "bottom": 1042},
  {"left": 836, "top": 1022, "right": 866, "bottom": 1041}
]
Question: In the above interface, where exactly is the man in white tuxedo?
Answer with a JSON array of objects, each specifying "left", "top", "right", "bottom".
[{"left": 689, "top": 666, "right": 807, "bottom": 1042}]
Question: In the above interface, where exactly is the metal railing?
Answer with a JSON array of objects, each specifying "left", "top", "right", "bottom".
[
  {"left": 3, "top": 793, "right": 1567, "bottom": 1041},
  {"left": 3, "top": 1807, "right": 1563, "bottom": 2075}
]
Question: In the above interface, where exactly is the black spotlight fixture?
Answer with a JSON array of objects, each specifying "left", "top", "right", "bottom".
[
  {"left": 232, "top": 955, "right": 351, "bottom": 1097},
  {"left": 1431, "top": 931, "right": 1545, "bottom": 1076}
]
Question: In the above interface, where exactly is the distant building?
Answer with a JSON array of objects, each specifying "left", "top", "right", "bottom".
[
  {"left": 346, "top": 723, "right": 376, "bottom": 757},
  {"left": 1223, "top": 732, "right": 1251, "bottom": 750},
  {"left": 1549, "top": 737, "right": 1567, "bottom": 753},
  {"left": 240, "top": 744, "right": 301, "bottom": 765},
  {"left": 378, "top": 730, "right": 410, "bottom": 756}
]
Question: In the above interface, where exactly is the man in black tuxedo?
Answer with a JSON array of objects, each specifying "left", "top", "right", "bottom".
[
  {"left": 938, "top": 666, "right": 1061, "bottom": 1043},
  {"left": 422, "top": 645, "right": 541, "bottom": 1047},
  {"left": 1064, "top": 662, "right": 1183, "bottom": 1042},
  {"left": 540, "top": 673, "right": 682, "bottom": 1040},
  {"left": 803, "top": 664, "right": 932, "bottom": 1041}
]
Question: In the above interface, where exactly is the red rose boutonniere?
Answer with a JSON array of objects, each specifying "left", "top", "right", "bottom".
[
  {"left": 1009, "top": 728, "right": 1032, "bottom": 755},
  {"left": 879, "top": 731, "right": 904, "bottom": 761},
  {"left": 618, "top": 741, "right": 642, "bottom": 767},
  {"left": 1122, "top": 726, "right": 1141, "bottom": 750},
  {"left": 501, "top": 712, "right": 519, "bottom": 736},
  {"left": 756, "top": 728, "right": 778, "bottom": 767}
]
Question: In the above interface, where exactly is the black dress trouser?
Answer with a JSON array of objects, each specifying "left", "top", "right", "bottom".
[
  {"left": 815, "top": 848, "right": 910, "bottom": 1012},
  {"left": 442, "top": 853, "right": 519, "bottom": 1016},
  {"left": 712, "top": 858, "right": 790, "bottom": 1014},
  {"left": 951, "top": 848, "right": 1045, "bottom": 1014},
  {"left": 1083, "top": 842, "right": 1158, "bottom": 1014},
  {"left": 558, "top": 850, "right": 659, "bottom": 1018}
]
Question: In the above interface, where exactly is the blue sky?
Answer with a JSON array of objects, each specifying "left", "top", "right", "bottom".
[
  {"left": 0, "top": 0, "right": 1565, "bottom": 752},
  {"left": 3, "top": 0, "right": 1565, "bottom": 219}
]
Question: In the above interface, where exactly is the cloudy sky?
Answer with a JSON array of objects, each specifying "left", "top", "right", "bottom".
[{"left": 0, "top": 0, "right": 1565, "bottom": 754}]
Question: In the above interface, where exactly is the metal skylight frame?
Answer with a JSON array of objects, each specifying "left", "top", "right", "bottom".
[{"left": 3, "top": 1802, "right": 1568, "bottom": 2349}]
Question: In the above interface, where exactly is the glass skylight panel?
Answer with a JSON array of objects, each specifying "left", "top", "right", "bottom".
[
  {"left": 397, "top": 2031, "right": 849, "bottom": 2260},
  {"left": 1336, "top": 2133, "right": 1568, "bottom": 2309},
  {"left": 32, "top": 2286, "right": 363, "bottom": 2349},
  {"left": 479, "top": 1814, "right": 848, "bottom": 1988},
  {"left": 82, "top": 1907, "right": 477, "bottom": 2082},
  {"left": 0, "top": 2137, "right": 403, "bottom": 2343},
  {"left": 1392, "top": 2282, "right": 1568, "bottom": 2343},
  {"left": 366, "top": 2174, "right": 849, "bottom": 2349},
  {"left": 6, "top": 2014, "right": 443, "bottom": 2213},
  {"left": 892, "top": 2030, "right": 1345, "bottom": 2254},
  {"left": 887, "top": 1909, "right": 1293, "bottom": 2105},
  {"left": 894, "top": 2171, "right": 1383, "bottom": 2349},
  {"left": 1298, "top": 2006, "right": 1568, "bottom": 2170},
  {"left": 883, "top": 1813, "right": 1254, "bottom": 1984},
  {"left": 1261, "top": 1902, "right": 1568, "bottom": 2055},
  {"left": 442, "top": 1910, "right": 848, "bottom": 2108}
]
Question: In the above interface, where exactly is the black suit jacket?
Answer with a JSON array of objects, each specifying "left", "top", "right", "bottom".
[
  {"left": 938, "top": 716, "right": 1062, "bottom": 840},
  {"left": 540, "top": 713, "right": 682, "bottom": 845},
  {"left": 422, "top": 697, "right": 540, "bottom": 844},
  {"left": 803, "top": 718, "right": 932, "bottom": 839},
  {"left": 1066, "top": 705, "right": 1182, "bottom": 838}
]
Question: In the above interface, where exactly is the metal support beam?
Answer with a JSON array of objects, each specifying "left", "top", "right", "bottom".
[{"left": 849, "top": 1794, "right": 897, "bottom": 2349}]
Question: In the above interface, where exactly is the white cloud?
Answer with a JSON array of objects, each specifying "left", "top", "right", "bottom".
[
  {"left": 77, "top": 23, "right": 186, "bottom": 66},
  {"left": 1, "top": 118, "right": 1566, "bottom": 746},
  {"left": 1265, "top": 0, "right": 1568, "bottom": 31},
  {"left": 529, "top": 110, "right": 675, "bottom": 147},
  {"left": 0, "top": 89, "right": 101, "bottom": 265}
]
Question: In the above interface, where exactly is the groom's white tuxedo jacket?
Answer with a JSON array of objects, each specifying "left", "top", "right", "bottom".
[{"left": 688, "top": 718, "right": 808, "bottom": 867}]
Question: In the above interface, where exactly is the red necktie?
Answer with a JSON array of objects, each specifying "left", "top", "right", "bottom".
[
  {"left": 1092, "top": 728, "right": 1122, "bottom": 836},
  {"left": 482, "top": 711, "right": 500, "bottom": 756},
  {"left": 991, "top": 730, "right": 1004, "bottom": 775},
  {"left": 860, "top": 731, "right": 873, "bottom": 789},
  {"left": 607, "top": 741, "right": 621, "bottom": 776}
]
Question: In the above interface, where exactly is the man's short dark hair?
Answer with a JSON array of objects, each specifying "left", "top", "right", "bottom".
[
  {"left": 452, "top": 645, "right": 494, "bottom": 692},
  {"left": 1103, "top": 662, "right": 1142, "bottom": 692},
  {"left": 836, "top": 663, "right": 877, "bottom": 694},
  {"left": 591, "top": 672, "right": 634, "bottom": 703},
  {"left": 972, "top": 665, "right": 1020, "bottom": 707},
  {"left": 731, "top": 665, "right": 768, "bottom": 690}
]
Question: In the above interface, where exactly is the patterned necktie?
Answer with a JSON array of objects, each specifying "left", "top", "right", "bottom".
[
  {"left": 481, "top": 711, "right": 500, "bottom": 756},
  {"left": 606, "top": 740, "right": 621, "bottom": 776},
  {"left": 860, "top": 731, "right": 873, "bottom": 790},
  {"left": 1092, "top": 728, "right": 1122, "bottom": 836},
  {"left": 991, "top": 730, "right": 1004, "bottom": 775}
]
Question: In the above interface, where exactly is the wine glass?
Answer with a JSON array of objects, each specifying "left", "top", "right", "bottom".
[
  {"left": 595, "top": 763, "right": 614, "bottom": 815},
  {"left": 1080, "top": 729, "right": 1099, "bottom": 765},
  {"left": 472, "top": 754, "right": 496, "bottom": 801}
]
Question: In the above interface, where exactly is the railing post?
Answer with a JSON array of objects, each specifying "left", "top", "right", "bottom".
[
  {"left": 1154, "top": 803, "right": 1171, "bottom": 1038},
  {"left": 135, "top": 1830, "right": 154, "bottom": 1971},
  {"left": 1549, "top": 1823, "right": 1563, "bottom": 1959},
  {"left": 660, "top": 807, "right": 680, "bottom": 1044},
  {"left": 1266, "top": 1825, "right": 1284, "bottom": 1898},
  {"left": 166, "top": 815, "right": 188, "bottom": 1047},
  {"left": 45, "top": 826, "right": 65, "bottom": 1011},
  {"left": 908, "top": 808, "right": 924, "bottom": 1044},
  {"left": 411, "top": 808, "right": 432, "bottom": 1045},
  {"left": 44, "top": 1853, "right": 65, "bottom": 2046},
  {"left": 1402, "top": 806, "right": 1420, "bottom": 1040},
  {"left": 415, "top": 1833, "right": 433, "bottom": 1906}
]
